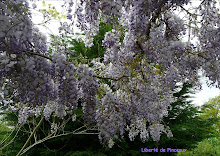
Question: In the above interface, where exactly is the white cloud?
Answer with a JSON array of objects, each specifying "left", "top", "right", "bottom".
[{"left": 189, "top": 75, "right": 220, "bottom": 106}]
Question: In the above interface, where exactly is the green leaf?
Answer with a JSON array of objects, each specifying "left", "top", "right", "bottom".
[{"left": 42, "top": 1, "right": 46, "bottom": 7}]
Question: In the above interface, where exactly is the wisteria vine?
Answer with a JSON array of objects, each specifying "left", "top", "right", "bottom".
[{"left": 0, "top": 0, "right": 220, "bottom": 149}]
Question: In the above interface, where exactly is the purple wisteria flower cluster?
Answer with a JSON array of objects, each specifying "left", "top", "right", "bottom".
[{"left": 0, "top": 0, "right": 220, "bottom": 148}]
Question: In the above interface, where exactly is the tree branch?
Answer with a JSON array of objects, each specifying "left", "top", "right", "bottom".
[
  {"left": 16, "top": 117, "right": 44, "bottom": 156},
  {"left": 19, "top": 125, "right": 97, "bottom": 155},
  {"left": 24, "top": 50, "right": 52, "bottom": 61},
  {"left": 146, "top": 2, "right": 165, "bottom": 40},
  {"left": 2, "top": 40, "right": 52, "bottom": 61},
  {"left": 95, "top": 75, "right": 129, "bottom": 81},
  {"left": 136, "top": 41, "right": 145, "bottom": 54},
  {"left": 179, "top": 5, "right": 198, "bottom": 17}
]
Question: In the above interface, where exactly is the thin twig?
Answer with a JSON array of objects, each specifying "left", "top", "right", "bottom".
[
  {"left": 179, "top": 5, "right": 197, "bottom": 17},
  {"left": 0, "top": 125, "right": 22, "bottom": 151},
  {"left": 0, "top": 124, "right": 17, "bottom": 145}
]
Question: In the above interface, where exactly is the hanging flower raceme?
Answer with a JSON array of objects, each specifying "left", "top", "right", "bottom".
[{"left": 1, "top": 0, "right": 220, "bottom": 148}]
